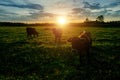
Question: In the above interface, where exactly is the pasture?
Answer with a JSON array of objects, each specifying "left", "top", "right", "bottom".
[{"left": 0, "top": 26, "right": 120, "bottom": 80}]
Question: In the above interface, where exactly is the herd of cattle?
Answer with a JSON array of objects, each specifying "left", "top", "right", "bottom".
[{"left": 26, "top": 27, "right": 92, "bottom": 63}]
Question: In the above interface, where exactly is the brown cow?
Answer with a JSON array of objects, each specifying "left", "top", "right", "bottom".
[
  {"left": 79, "top": 30, "right": 92, "bottom": 48},
  {"left": 68, "top": 31, "right": 92, "bottom": 64},
  {"left": 52, "top": 28, "right": 62, "bottom": 43},
  {"left": 26, "top": 27, "right": 38, "bottom": 38}
]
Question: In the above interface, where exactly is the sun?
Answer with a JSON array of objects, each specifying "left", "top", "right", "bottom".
[{"left": 57, "top": 16, "right": 67, "bottom": 25}]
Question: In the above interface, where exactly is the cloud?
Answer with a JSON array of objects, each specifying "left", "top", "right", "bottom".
[
  {"left": 72, "top": 8, "right": 85, "bottom": 14},
  {"left": 104, "top": 1, "right": 120, "bottom": 8},
  {"left": 72, "top": 0, "right": 78, "bottom": 3},
  {"left": 71, "top": 8, "right": 91, "bottom": 15},
  {"left": 53, "top": 1, "right": 71, "bottom": 9},
  {"left": 0, "top": 9, "right": 18, "bottom": 17},
  {"left": 28, "top": 11, "right": 58, "bottom": 21},
  {"left": 90, "top": 10, "right": 106, "bottom": 17},
  {"left": 40, "top": 13, "right": 57, "bottom": 17},
  {"left": 0, "top": 9, "right": 26, "bottom": 22},
  {"left": 0, "top": 0, "right": 44, "bottom": 10},
  {"left": 83, "top": 2, "right": 101, "bottom": 9},
  {"left": 115, "top": 10, "right": 120, "bottom": 13},
  {"left": 0, "top": 0, "right": 15, "bottom": 4},
  {"left": 109, "top": 10, "right": 120, "bottom": 17},
  {"left": 0, "top": 0, "right": 120, "bottom": 22},
  {"left": 69, "top": 7, "right": 91, "bottom": 21},
  {"left": 35, "top": 12, "right": 56, "bottom": 17},
  {"left": 55, "top": 1, "right": 65, "bottom": 8}
]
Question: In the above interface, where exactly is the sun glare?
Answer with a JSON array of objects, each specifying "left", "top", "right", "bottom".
[{"left": 57, "top": 16, "right": 67, "bottom": 25}]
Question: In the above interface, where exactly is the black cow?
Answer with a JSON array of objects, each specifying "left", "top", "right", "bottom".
[
  {"left": 68, "top": 31, "right": 92, "bottom": 64},
  {"left": 26, "top": 27, "right": 38, "bottom": 38}
]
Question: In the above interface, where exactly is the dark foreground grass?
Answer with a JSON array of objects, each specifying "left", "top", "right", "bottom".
[{"left": 0, "top": 26, "right": 120, "bottom": 80}]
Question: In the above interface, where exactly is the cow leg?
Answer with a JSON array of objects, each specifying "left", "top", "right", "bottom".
[
  {"left": 33, "top": 33, "right": 36, "bottom": 38},
  {"left": 86, "top": 48, "right": 91, "bottom": 65},
  {"left": 86, "top": 49, "right": 91, "bottom": 79},
  {"left": 27, "top": 34, "right": 31, "bottom": 39},
  {"left": 55, "top": 37, "right": 57, "bottom": 43},
  {"left": 79, "top": 52, "right": 88, "bottom": 65},
  {"left": 36, "top": 33, "right": 38, "bottom": 37},
  {"left": 56, "top": 37, "right": 59, "bottom": 43},
  {"left": 58, "top": 37, "right": 60, "bottom": 43},
  {"left": 27, "top": 34, "right": 29, "bottom": 38},
  {"left": 30, "top": 34, "right": 33, "bottom": 39},
  {"left": 78, "top": 52, "right": 84, "bottom": 65},
  {"left": 34, "top": 33, "right": 38, "bottom": 37},
  {"left": 79, "top": 55, "right": 82, "bottom": 64}
]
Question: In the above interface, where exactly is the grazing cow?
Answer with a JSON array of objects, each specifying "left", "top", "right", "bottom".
[
  {"left": 68, "top": 31, "right": 92, "bottom": 64},
  {"left": 26, "top": 27, "right": 38, "bottom": 38},
  {"left": 52, "top": 28, "right": 62, "bottom": 43}
]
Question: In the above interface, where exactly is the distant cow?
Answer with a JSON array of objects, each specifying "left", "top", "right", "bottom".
[
  {"left": 26, "top": 27, "right": 38, "bottom": 38},
  {"left": 52, "top": 28, "right": 62, "bottom": 43},
  {"left": 68, "top": 31, "right": 92, "bottom": 64}
]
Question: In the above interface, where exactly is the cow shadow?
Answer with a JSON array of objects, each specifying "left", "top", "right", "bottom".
[{"left": 73, "top": 45, "right": 120, "bottom": 80}]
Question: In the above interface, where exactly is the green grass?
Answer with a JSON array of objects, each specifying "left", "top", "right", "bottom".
[{"left": 0, "top": 26, "right": 120, "bottom": 80}]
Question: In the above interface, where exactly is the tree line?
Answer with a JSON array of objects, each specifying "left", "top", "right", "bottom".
[
  {"left": 0, "top": 15, "right": 120, "bottom": 27},
  {"left": 83, "top": 15, "right": 120, "bottom": 27}
]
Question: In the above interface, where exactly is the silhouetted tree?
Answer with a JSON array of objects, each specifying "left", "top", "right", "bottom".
[
  {"left": 96, "top": 15, "right": 104, "bottom": 22},
  {"left": 85, "top": 18, "right": 89, "bottom": 22}
]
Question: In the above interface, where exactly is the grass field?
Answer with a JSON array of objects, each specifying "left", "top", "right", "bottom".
[{"left": 0, "top": 26, "right": 120, "bottom": 80}]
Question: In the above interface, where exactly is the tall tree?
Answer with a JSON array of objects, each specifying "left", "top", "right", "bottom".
[
  {"left": 96, "top": 15, "right": 104, "bottom": 22},
  {"left": 85, "top": 18, "right": 89, "bottom": 22}
]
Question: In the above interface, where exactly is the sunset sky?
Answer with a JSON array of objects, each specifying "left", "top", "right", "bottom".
[{"left": 0, "top": 0, "right": 120, "bottom": 23}]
